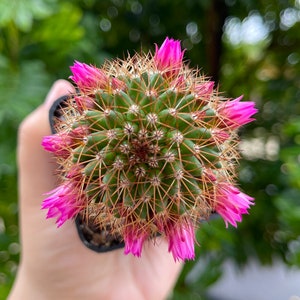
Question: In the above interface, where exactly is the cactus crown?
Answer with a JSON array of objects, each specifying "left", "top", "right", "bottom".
[{"left": 42, "top": 37, "right": 257, "bottom": 261}]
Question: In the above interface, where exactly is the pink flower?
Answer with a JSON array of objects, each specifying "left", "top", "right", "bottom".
[
  {"left": 171, "top": 75, "right": 186, "bottom": 89},
  {"left": 41, "top": 133, "right": 73, "bottom": 157},
  {"left": 123, "top": 225, "right": 149, "bottom": 257},
  {"left": 111, "top": 77, "right": 126, "bottom": 91},
  {"left": 203, "top": 168, "right": 217, "bottom": 182},
  {"left": 70, "top": 125, "right": 90, "bottom": 138},
  {"left": 66, "top": 164, "right": 84, "bottom": 180},
  {"left": 42, "top": 127, "right": 87, "bottom": 157},
  {"left": 70, "top": 61, "right": 108, "bottom": 92},
  {"left": 218, "top": 96, "right": 258, "bottom": 129},
  {"left": 211, "top": 129, "right": 230, "bottom": 143},
  {"left": 195, "top": 81, "right": 214, "bottom": 98},
  {"left": 74, "top": 95, "right": 95, "bottom": 112},
  {"left": 215, "top": 183, "right": 254, "bottom": 228},
  {"left": 154, "top": 37, "right": 184, "bottom": 78},
  {"left": 42, "top": 182, "right": 85, "bottom": 227},
  {"left": 165, "top": 220, "right": 195, "bottom": 261}
]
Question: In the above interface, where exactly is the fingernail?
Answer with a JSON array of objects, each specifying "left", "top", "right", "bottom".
[{"left": 44, "top": 80, "right": 74, "bottom": 109}]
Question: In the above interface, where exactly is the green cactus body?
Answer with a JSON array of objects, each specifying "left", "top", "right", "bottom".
[
  {"left": 43, "top": 38, "right": 257, "bottom": 260},
  {"left": 54, "top": 66, "right": 222, "bottom": 233}
]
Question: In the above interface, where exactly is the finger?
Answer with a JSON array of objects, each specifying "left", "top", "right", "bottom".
[{"left": 18, "top": 79, "right": 75, "bottom": 206}]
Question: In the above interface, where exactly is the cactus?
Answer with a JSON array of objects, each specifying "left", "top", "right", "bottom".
[{"left": 41, "top": 37, "right": 257, "bottom": 261}]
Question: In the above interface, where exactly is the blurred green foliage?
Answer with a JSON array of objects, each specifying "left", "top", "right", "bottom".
[{"left": 0, "top": 0, "right": 300, "bottom": 298}]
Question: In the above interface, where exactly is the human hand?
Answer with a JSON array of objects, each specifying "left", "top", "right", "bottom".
[{"left": 9, "top": 80, "right": 182, "bottom": 300}]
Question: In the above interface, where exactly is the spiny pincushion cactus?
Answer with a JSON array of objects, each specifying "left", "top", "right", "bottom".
[{"left": 42, "top": 37, "right": 257, "bottom": 261}]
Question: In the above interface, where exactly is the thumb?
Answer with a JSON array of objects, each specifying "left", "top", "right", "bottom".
[{"left": 18, "top": 79, "right": 75, "bottom": 207}]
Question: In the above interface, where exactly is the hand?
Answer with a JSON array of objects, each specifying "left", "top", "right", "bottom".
[{"left": 9, "top": 80, "right": 182, "bottom": 300}]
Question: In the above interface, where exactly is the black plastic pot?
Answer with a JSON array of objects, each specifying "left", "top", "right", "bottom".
[{"left": 49, "top": 95, "right": 125, "bottom": 253}]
